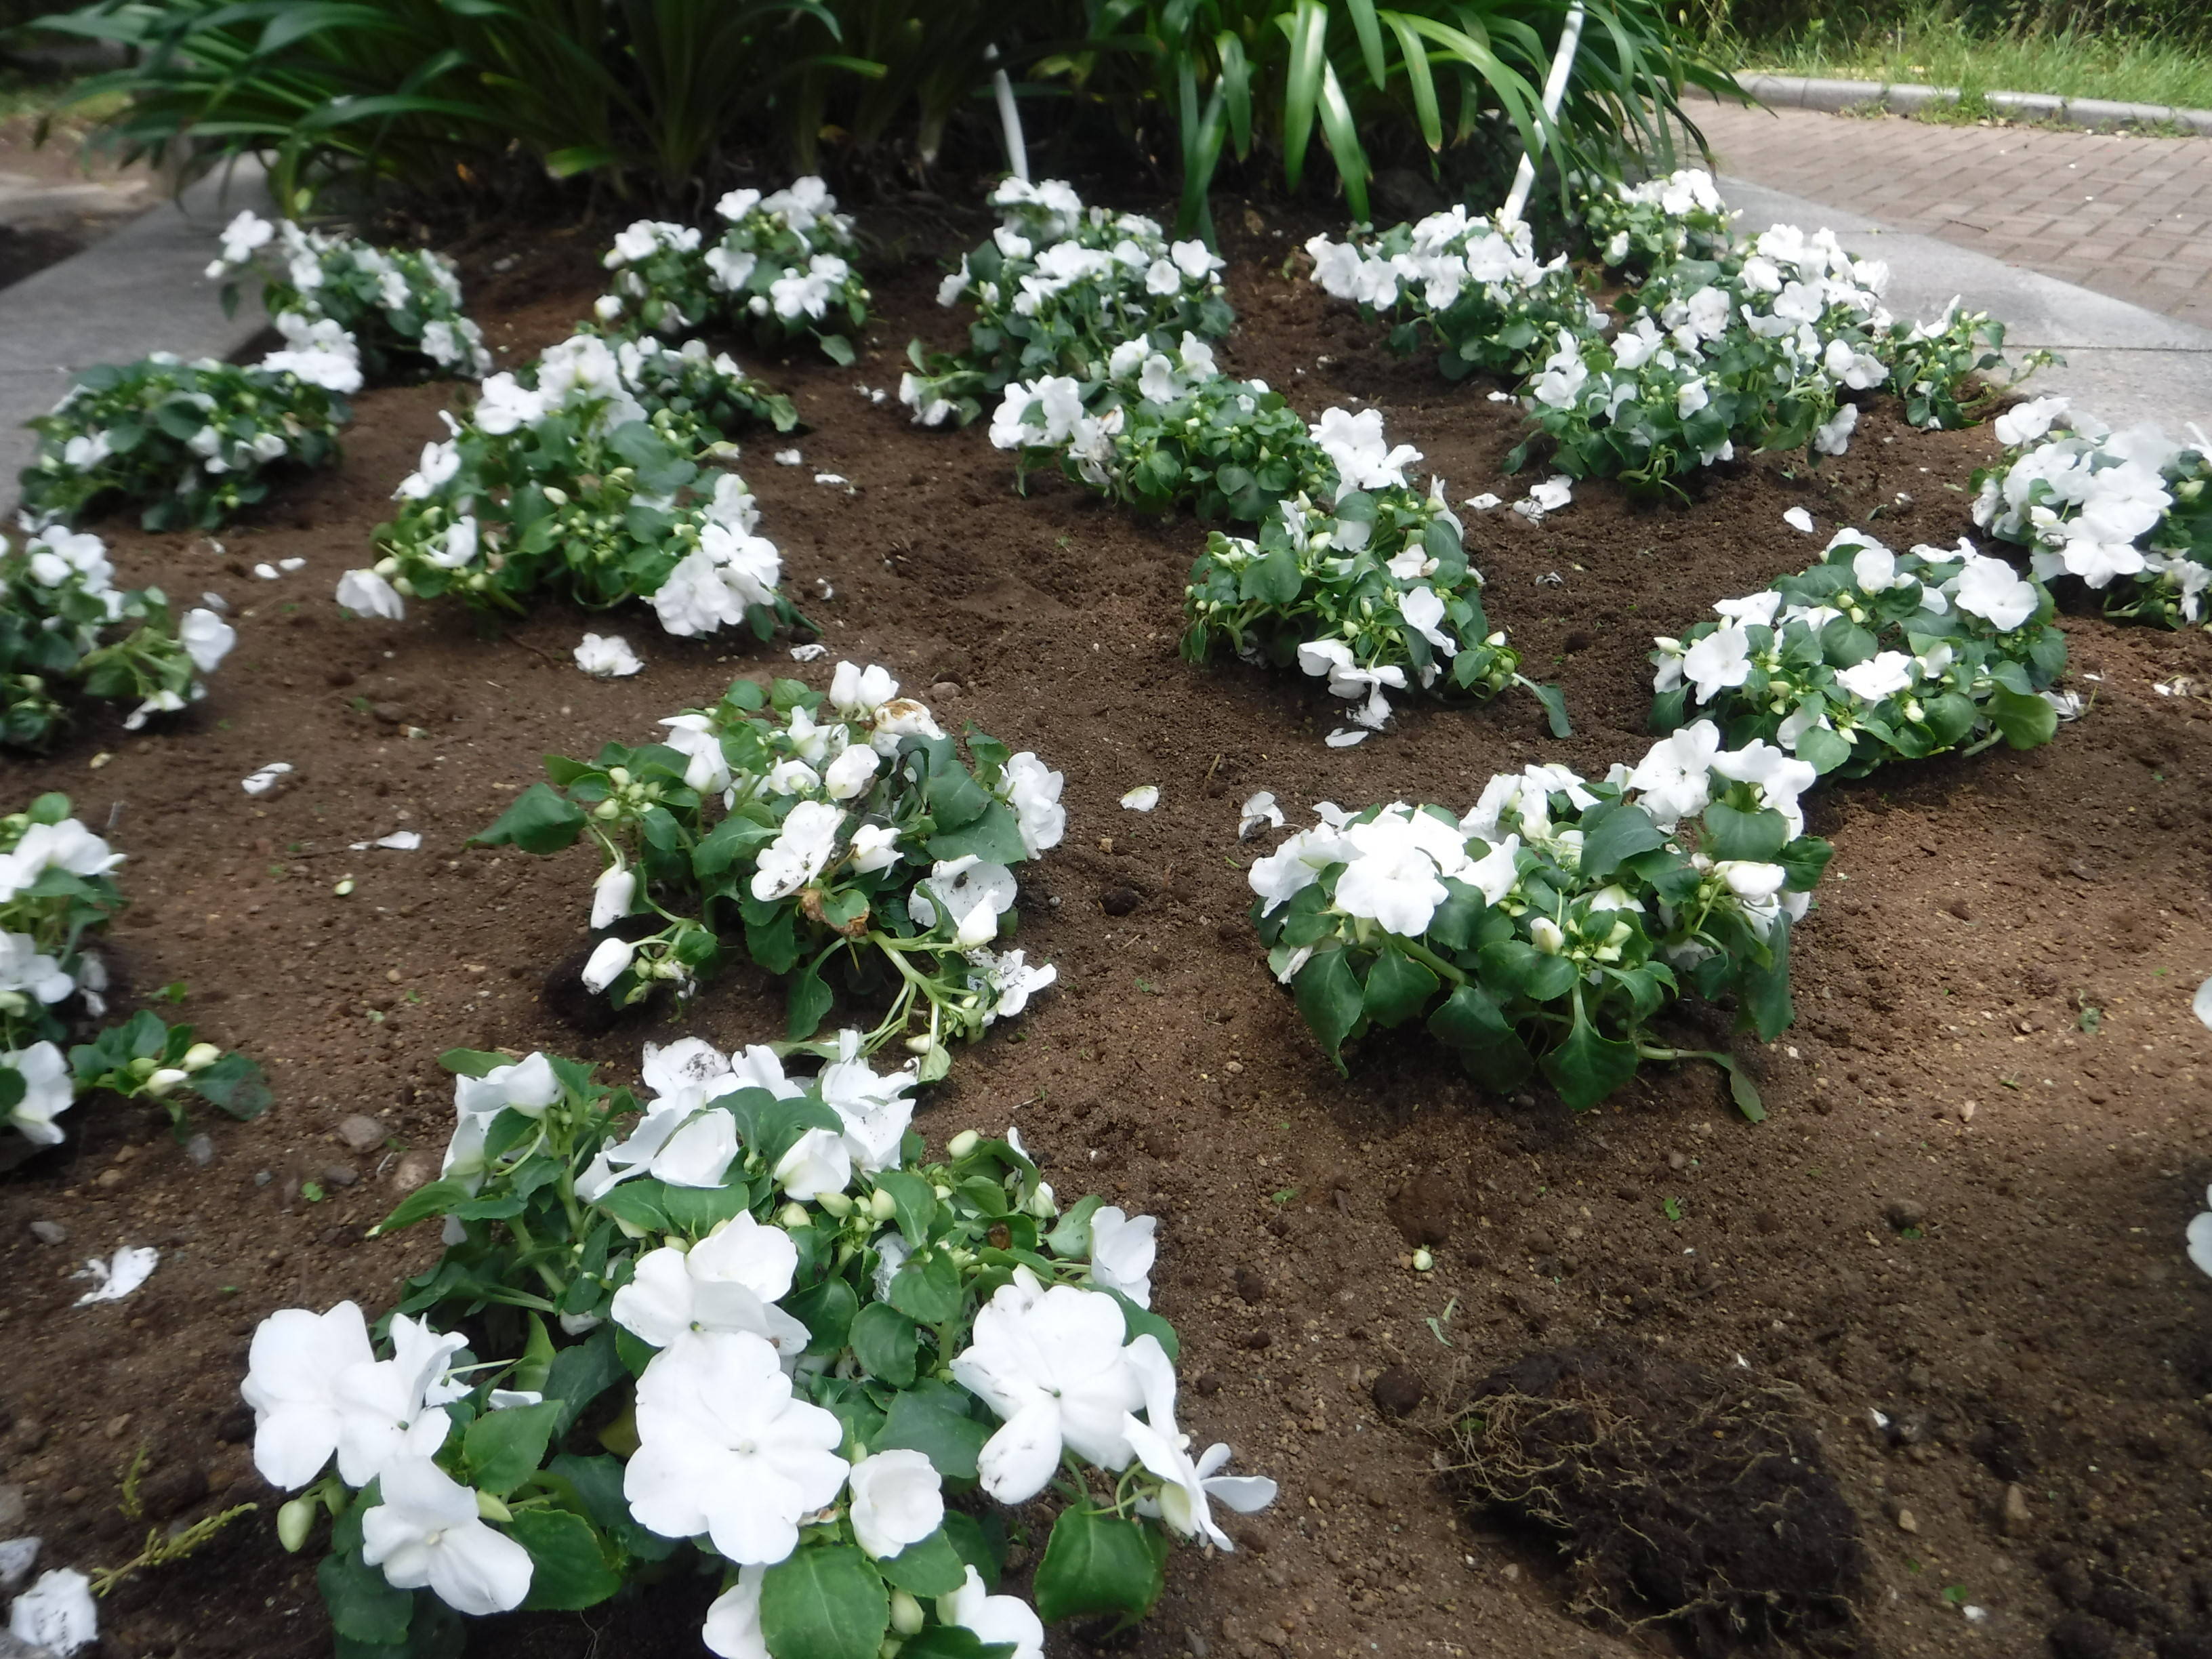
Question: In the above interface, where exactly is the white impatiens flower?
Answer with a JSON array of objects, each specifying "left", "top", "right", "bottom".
[
  {"left": 361, "top": 1456, "right": 533, "bottom": 1616},
  {"left": 773, "top": 1127, "right": 853, "bottom": 1201},
  {"left": 846, "top": 1450, "right": 944, "bottom": 1561},
  {"left": 590, "top": 861, "right": 636, "bottom": 930},
  {"left": 1087, "top": 1206, "right": 1158, "bottom": 1308},
  {"left": 455, "top": 1052, "right": 561, "bottom": 1120},
  {"left": 1332, "top": 808, "right": 1466, "bottom": 937},
  {"left": 1833, "top": 651, "right": 1916, "bottom": 703},
  {"left": 1, "top": 1041, "right": 75, "bottom": 1146},
  {"left": 702, "top": 1567, "right": 769, "bottom": 1659},
  {"left": 1122, "top": 1340, "right": 1275, "bottom": 1552},
  {"left": 0, "top": 933, "right": 73, "bottom": 1005},
  {"left": 817, "top": 1029, "right": 918, "bottom": 1172},
  {"left": 966, "top": 947, "right": 1057, "bottom": 1025},
  {"left": 1627, "top": 722, "right": 1722, "bottom": 830},
  {"left": 178, "top": 607, "right": 237, "bottom": 675},
  {"left": 909, "top": 855, "right": 1017, "bottom": 945},
  {"left": 7, "top": 1568, "right": 97, "bottom": 1656},
  {"left": 1309, "top": 407, "right": 1419, "bottom": 499},
  {"left": 751, "top": 800, "right": 846, "bottom": 901},
  {"left": 1993, "top": 395, "right": 2069, "bottom": 448},
  {"left": 332, "top": 1313, "right": 464, "bottom": 1486},
  {"left": 943, "top": 1566, "right": 1046, "bottom": 1659},
  {"left": 574, "top": 633, "right": 642, "bottom": 677},
  {"left": 1238, "top": 791, "right": 1286, "bottom": 839},
  {"left": 1813, "top": 403, "right": 1859, "bottom": 455},
  {"left": 241, "top": 1301, "right": 377, "bottom": 1488},
  {"left": 575, "top": 1097, "right": 739, "bottom": 1200},
  {"left": 953, "top": 1272, "right": 1147, "bottom": 1504},
  {"left": 2188, "top": 1179, "right": 2212, "bottom": 1279},
  {"left": 1711, "top": 741, "right": 1817, "bottom": 838},
  {"left": 335, "top": 568, "right": 406, "bottom": 620},
  {"left": 999, "top": 752, "right": 1066, "bottom": 857},
  {"left": 1246, "top": 816, "right": 1358, "bottom": 915},
  {"left": 1681, "top": 625, "right": 1754, "bottom": 705},
  {"left": 1952, "top": 552, "right": 2038, "bottom": 632},
  {"left": 611, "top": 1214, "right": 809, "bottom": 1368},
  {"left": 624, "top": 1330, "right": 848, "bottom": 1566},
  {"left": 216, "top": 209, "right": 275, "bottom": 266}
]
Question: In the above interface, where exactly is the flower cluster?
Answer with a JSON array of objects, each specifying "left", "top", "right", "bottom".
[
  {"left": 337, "top": 333, "right": 798, "bottom": 640},
  {"left": 899, "top": 177, "right": 1234, "bottom": 430},
  {"left": 0, "top": 527, "right": 234, "bottom": 745},
  {"left": 594, "top": 180, "right": 871, "bottom": 365},
  {"left": 988, "top": 344, "right": 1557, "bottom": 739},
  {"left": 474, "top": 663, "right": 1065, "bottom": 1073},
  {"left": 204, "top": 210, "right": 492, "bottom": 381},
  {"left": 1650, "top": 527, "right": 2071, "bottom": 776},
  {"left": 248, "top": 1040, "right": 1271, "bottom": 1658},
  {"left": 1, "top": 796, "right": 267, "bottom": 1149},
  {"left": 1305, "top": 206, "right": 1602, "bottom": 380},
  {"left": 1250, "top": 738, "right": 1833, "bottom": 1111},
  {"left": 19, "top": 340, "right": 354, "bottom": 532},
  {"left": 1576, "top": 167, "right": 1734, "bottom": 272},
  {"left": 1971, "top": 396, "right": 2212, "bottom": 628}
]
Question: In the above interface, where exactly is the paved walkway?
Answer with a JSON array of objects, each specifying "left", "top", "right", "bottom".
[{"left": 1694, "top": 101, "right": 2212, "bottom": 333}]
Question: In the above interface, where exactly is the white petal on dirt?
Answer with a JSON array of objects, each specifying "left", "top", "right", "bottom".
[
  {"left": 790, "top": 642, "right": 828, "bottom": 662},
  {"left": 72, "top": 1246, "right": 159, "bottom": 1306},
  {"left": 278, "top": 557, "right": 306, "bottom": 572},
  {"left": 199, "top": 592, "right": 229, "bottom": 613},
  {"left": 1237, "top": 792, "right": 1285, "bottom": 839},
  {"left": 350, "top": 831, "right": 422, "bottom": 852},
  {"left": 253, "top": 562, "right": 281, "bottom": 580},
  {"left": 2194, "top": 976, "right": 2212, "bottom": 1031},
  {"left": 1784, "top": 506, "right": 1816, "bottom": 533},
  {"left": 572, "top": 633, "right": 642, "bottom": 678},
  {"left": 0, "top": 1536, "right": 39, "bottom": 1591},
  {"left": 774, "top": 448, "right": 803, "bottom": 466},
  {"left": 8, "top": 1566, "right": 96, "bottom": 1655},
  {"left": 1120, "top": 785, "right": 1160, "bottom": 812},
  {"left": 241, "top": 762, "right": 293, "bottom": 796},
  {"left": 813, "top": 472, "right": 848, "bottom": 487},
  {"left": 815, "top": 579, "right": 834, "bottom": 599},
  {"left": 1324, "top": 728, "right": 1369, "bottom": 747},
  {"left": 1462, "top": 493, "right": 1501, "bottom": 511}
]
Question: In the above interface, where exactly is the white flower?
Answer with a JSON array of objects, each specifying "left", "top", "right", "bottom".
[
  {"left": 574, "top": 633, "right": 642, "bottom": 677},
  {"left": 702, "top": 1568, "right": 769, "bottom": 1659},
  {"left": 216, "top": 209, "right": 275, "bottom": 265},
  {"left": 1627, "top": 722, "right": 1722, "bottom": 829},
  {"left": 241, "top": 1301, "right": 377, "bottom": 1488},
  {"left": 1814, "top": 403, "right": 1859, "bottom": 455},
  {"left": 1994, "top": 396, "right": 2068, "bottom": 448},
  {"left": 1309, "top": 407, "right": 1419, "bottom": 499},
  {"left": 830, "top": 660, "right": 899, "bottom": 716},
  {"left": 1120, "top": 785, "right": 1160, "bottom": 812},
  {"left": 454, "top": 1052, "right": 561, "bottom": 1120},
  {"left": 1121, "top": 1343, "right": 1275, "bottom": 1552},
  {"left": 1332, "top": 809, "right": 1465, "bottom": 937},
  {"left": 1000, "top": 752, "right": 1065, "bottom": 856},
  {"left": 817, "top": 1030, "right": 917, "bottom": 1171},
  {"left": 943, "top": 1566, "right": 1045, "bottom": 1659},
  {"left": 332, "top": 1313, "right": 464, "bottom": 1486},
  {"left": 70, "top": 1244, "right": 158, "bottom": 1305},
  {"left": 335, "top": 568, "right": 406, "bottom": 620},
  {"left": 1711, "top": 741, "right": 1818, "bottom": 838},
  {"left": 1247, "top": 819, "right": 1359, "bottom": 915},
  {"left": 575, "top": 1099, "right": 740, "bottom": 1200},
  {"left": 822, "top": 743, "right": 879, "bottom": 800},
  {"left": 2188, "top": 1177, "right": 2212, "bottom": 1278},
  {"left": 951, "top": 1273, "right": 1147, "bottom": 1502},
  {"left": 0, "top": 933, "right": 73, "bottom": 1005},
  {"left": 1833, "top": 651, "right": 1915, "bottom": 703},
  {"left": 1681, "top": 626, "right": 1754, "bottom": 705},
  {"left": 624, "top": 1330, "right": 848, "bottom": 1565},
  {"left": 1087, "top": 1206, "right": 1158, "bottom": 1307},
  {"left": 581, "top": 936, "right": 634, "bottom": 993},
  {"left": 1528, "top": 475, "right": 1573, "bottom": 513},
  {"left": 751, "top": 800, "right": 846, "bottom": 901},
  {"left": 657, "top": 714, "right": 733, "bottom": 794},
  {"left": 966, "top": 947, "right": 1057, "bottom": 1025},
  {"left": 1952, "top": 553, "right": 2037, "bottom": 631},
  {"left": 611, "top": 1216, "right": 809, "bottom": 1368},
  {"left": 847, "top": 1450, "right": 944, "bottom": 1560},
  {"left": 178, "top": 608, "right": 236, "bottom": 675},
  {"left": 773, "top": 1126, "right": 853, "bottom": 1201},
  {"left": 8, "top": 1568, "right": 96, "bottom": 1656},
  {"left": 361, "top": 1456, "right": 533, "bottom": 1615},
  {"left": 1, "top": 1041, "right": 75, "bottom": 1146}
]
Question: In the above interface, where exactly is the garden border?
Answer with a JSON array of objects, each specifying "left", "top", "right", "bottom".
[{"left": 1698, "top": 74, "right": 2212, "bottom": 137}]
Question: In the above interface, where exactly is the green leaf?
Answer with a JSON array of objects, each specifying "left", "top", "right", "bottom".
[
  {"left": 1524, "top": 678, "right": 1573, "bottom": 737},
  {"left": 788, "top": 968, "right": 834, "bottom": 1040},
  {"left": 1701, "top": 802, "right": 1788, "bottom": 863},
  {"left": 850, "top": 1302, "right": 920, "bottom": 1388},
  {"left": 1540, "top": 1015, "right": 1641, "bottom": 1111},
  {"left": 592, "top": 1181, "right": 671, "bottom": 1234},
  {"left": 546, "top": 1452, "right": 674, "bottom": 1561},
  {"left": 470, "top": 783, "right": 586, "bottom": 855},
  {"left": 1361, "top": 947, "right": 1438, "bottom": 1028},
  {"left": 874, "top": 1526, "right": 967, "bottom": 1597},
  {"left": 872, "top": 1169, "right": 939, "bottom": 1248},
  {"left": 887, "top": 1250, "right": 963, "bottom": 1326},
  {"left": 510, "top": 1507, "right": 622, "bottom": 1612},
  {"left": 785, "top": 1275, "right": 859, "bottom": 1355},
  {"left": 1044, "top": 1192, "right": 1104, "bottom": 1258},
  {"left": 319, "top": 1549, "right": 413, "bottom": 1645},
  {"left": 544, "top": 1326, "right": 623, "bottom": 1437},
  {"left": 660, "top": 1179, "right": 752, "bottom": 1234},
  {"left": 1427, "top": 981, "right": 1513, "bottom": 1050},
  {"left": 1795, "top": 722, "right": 1854, "bottom": 774},
  {"left": 371, "top": 1179, "right": 473, "bottom": 1237},
  {"left": 879, "top": 1384, "right": 989, "bottom": 1482},
  {"left": 1031, "top": 1507, "right": 1167, "bottom": 1628},
  {"left": 925, "top": 798, "right": 1028, "bottom": 865},
  {"left": 464, "top": 1400, "right": 562, "bottom": 1497},
  {"left": 1577, "top": 800, "right": 1666, "bottom": 880},
  {"left": 1987, "top": 684, "right": 2058, "bottom": 750},
  {"left": 759, "top": 1545, "right": 890, "bottom": 1659},
  {"left": 189, "top": 1052, "right": 271, "bottom": 1120},
  {"left": 1291, "top": 948, "right": 1363, "bottom": 1065}
]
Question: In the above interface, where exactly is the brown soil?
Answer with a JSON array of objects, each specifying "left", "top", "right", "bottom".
[{"left": 3, "top": 193, "right": 2212, "bottom": 1659}]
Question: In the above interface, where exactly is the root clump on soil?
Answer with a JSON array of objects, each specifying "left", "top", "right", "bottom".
[{"left": 1449, "top": 1345, "right": 1866, "bottom": 1656}]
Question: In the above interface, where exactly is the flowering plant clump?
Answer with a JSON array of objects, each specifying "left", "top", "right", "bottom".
[
  {"left": 1, "top": 796, "right": 267, "bottom": 1148},
  {"left": 474, "top": 663, "right": 1065, "bottom": 1074},
  {"left": 1, "top": 527, "right": 236, "bottom": 745},
  {"left": 1250, "top": 737, "right": 1833, "bottom": 1113},
  {"left": 204, "top": 210, "right": 492, "bottom": 381},
  {"left": 1650, "top": 527, "right": 2070, "bottom": 777},
  {"left": 1971, "top": 397, "right": 2212, "bottom": 629},
  {"left": 248, "top": 1038, "right": 1271, "bottom": 1658},
  {"left": 594, "top": 179, "right": 871, "bottom": 364},
  {"left": 989, "top": 348, "right": 1558, "bottom": 738},
  {"left": 899, "top": 178, "right": 1234, "bottom": 430},
  {"left": 1576, "top": 167, "right": 1734, "bottom": 274},
  {"left": 19, "top": 336, "right": 356, "bottom": 532},
  {"left": 339, "top": 333, "right": 799, "bottom": 640},
  {"left": 1304, "top": 206, "right": 1602, "bottom": 380}
]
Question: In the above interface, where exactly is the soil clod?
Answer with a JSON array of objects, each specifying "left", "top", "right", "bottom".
[{"left": 1372, "top": 1366, "right": 1426, "bottom": 1418}]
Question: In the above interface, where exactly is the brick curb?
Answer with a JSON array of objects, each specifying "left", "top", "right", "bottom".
[{"left": 1696, "top": 74, "right": 2212, "bottom": 138}]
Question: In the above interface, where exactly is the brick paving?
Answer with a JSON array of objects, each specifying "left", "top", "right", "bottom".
[{"left": 1691, "top": 100, "right": 2212, "bottom": 331}]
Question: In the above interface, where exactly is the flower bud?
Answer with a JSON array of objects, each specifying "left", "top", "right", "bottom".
[
  {"left": 145, "top": 1067, "right": 189, "bottom": 1097},
  {"left": 778, "top": 1202, "right": 811, "bottom": 1229},
  {"left": 947, "top": 1129, "right": 980, "bottom": 1160},
  {"left": 1530, "top": 918, "right": 1565, "bottom": 955},
  {"left": 607, "top": 766, "right": 631, "bottom": 787},
  {"left": 903, "top": 1035, "right": 932, "bottom": 1054},
  {"left": 475, "top": 1490, "right": 512, "bottom": 1523},
  {"left": 817, "top": 1191, "right": 853, "bottom": 1218},
  {"left": 333, "top": 877, "right": 356, "bottom": 897},
  {"left": 182, "top": 1042, "right": 222, "bottom": 1072},
  {"left": 593, "top": 798, "right": 623, "bottom": 821},
  {"left": 867, "top": 1188, "right": 897, "bottom": 1223},
  {"left": 889, "top": 1589, "right": 925, "bottom": 1637},
  {"left": 275, "top": 1495, "right": 316, "bottom": 1551},
  {"left": 373, "top": 556, "right": 400, "bottom": 577},
  {"left": 392, "top": 575, "right": 417, "bottom": 598},
  {"left": 1412, "top": 1247, "right": 1435, "bottom": 1272},
  {"left": 543, "top": 485, "right": 569, "bottom": 506},
  {"left": 129, "top": 1056, "right": 157, "bottom": 1080}
]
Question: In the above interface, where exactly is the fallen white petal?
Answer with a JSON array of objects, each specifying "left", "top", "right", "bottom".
[
  {"left": 774, "top": 448, "right": 803, "bottom": 466},
  {"left": 373, "top": 832, "right": 422, "bottom": 851},
  {"left": 790, "top": 642, "right": 828, "bottom": 662},
  {"left": 253, "top": 562, "right": 281, "bottom": 580},
  {"left": 1324, "top": 728, "right": 1369, "bottom": 747},
  {"left": 813, "top": 472, "right": 848, "bottom": 487},
  {"left": 241, "top": 762, "right": 293, "bottom": 796},
  {"left": 1784, "top": 506, "right": 1816, "bottom": 533},
  {"left": 2194, "top": 976, "right": 2212, "bottom": 1032},
  {"left": 8, "top": 1566, "right": 96, "bottom": 1655},
  {"left": 72, "top": 1246, "right": 158, "bottom": 1306},
  {"left": 278, "top": 556, "right": 306, "bottom": 572},
  {"left": 1120, "top": 785, "right": 1160, "bottom": 812},
  {"left": 1462, "top": 493, "right": 1501, "bottom": 511},
  {"left": 199, "top": 591, "right": 230, "bottom": 613}
]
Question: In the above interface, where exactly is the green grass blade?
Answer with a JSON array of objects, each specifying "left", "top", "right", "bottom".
[
  {"left": 1280, "top": 0, "right": 1327, "bottom": 192},
  {"left": 1382, "top": 12, "right": 1442, "bottom": 151}
]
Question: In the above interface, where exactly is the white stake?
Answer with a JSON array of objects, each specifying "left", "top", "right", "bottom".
[
  {"left": 986, "top": 44, "right": 1030, "bottom": 183},
  {"left": 1501, "top": 1, "right": 1586, "bottom": 225}
]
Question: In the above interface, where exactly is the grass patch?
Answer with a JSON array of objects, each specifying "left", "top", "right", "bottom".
[{"left": 1713, "top": 3, "right": 2212, "bottom": 112}]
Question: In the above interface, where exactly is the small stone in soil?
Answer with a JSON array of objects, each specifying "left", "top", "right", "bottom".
[
  {"left": 0, "top": 1483, "right": 24, "bottom": 1532},
  {"left": 184, "top": 1134, "right": 214, "bottom": 1167},
  {"left": 321, "top": 1165, "right": 360, "bottom": 1188},
  {"left": 1885, "top": 1198, "right": 1925, "bottom": 1231},
  {"left": 1372, "top": 1366, "right": 1426, "bottom": 1416},
  {"left": 1100, "top": 886, "right": 1140, "bottom": 916},
  {"left": 212, "top": 1406, "right": 254, "bottom": 1444},
  {"left": 2001, "top": 1483, "right": 2034, "bottom": 1537},
  {"left": 337, "top": 1115, "right": 388, "bottom": 1151},
  {"left": 28, "top": 1221, "right": 64, "bottom": 1246},
  {"left": 1237, "top": 1330, "right": 1271, "bottom": 1351},
  {"left": 1194, "top": 1373, "right": 1224, "bottom": 1396},
  {"left": 1233, "top": 1267, "right": 1267, "bottom": 1304}
]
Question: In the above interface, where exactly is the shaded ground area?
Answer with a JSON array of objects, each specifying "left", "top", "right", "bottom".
[
  {"left": 0, "top": 105, "right": 155, "bottom": 290},
  {"left": 0, "top": 197, "right": 2209, "bottom": 1659},
  {"left": 1694, "top": 99, "right": 2212, "bottom": 333}
]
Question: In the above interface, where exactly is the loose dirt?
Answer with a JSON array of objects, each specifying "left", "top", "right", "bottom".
[{"left": 3, "top": 192, "right": 2211, "bottom": 1659}]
